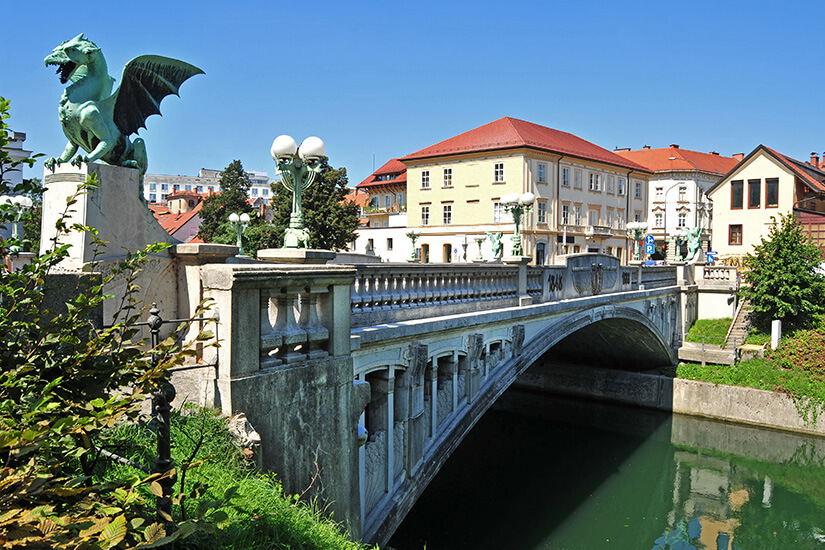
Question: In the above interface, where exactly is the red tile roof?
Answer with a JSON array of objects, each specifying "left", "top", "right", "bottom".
[
  {"left": 614, "top": 146, "right": 737, "bottom": 175},
  {"left": 762, "top": 146, "right": 825, "bottom": 194},
  {"left": 343, "top": 190, "right": 369, "bottom": 207},
  {"left": 400, "top": 117, "right": 651, "bottom": 173},
  {"left": 357, "top": 158, "right": 408, "bottom": 189},
  {"left": 153, "top": 200, "right": 202, "bottom": 237}
]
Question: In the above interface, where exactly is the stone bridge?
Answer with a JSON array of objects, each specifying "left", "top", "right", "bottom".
[{"left": 195, "top": 253, "right": 696, "bottom": 545}]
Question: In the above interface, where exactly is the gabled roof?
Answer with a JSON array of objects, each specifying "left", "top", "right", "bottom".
[
  {"left": 400, "top": 117, "right": 651, "bottom": 173},
  {"left": 614, "top": 146, "right": 737, "bottom": 175},
  {"left": 707, "top": 145, "right": 825, "bottom": 195},
  {"left": 357, "top": 158, "right": 408, "bottom": 189},
  {"left": 153, "top": 201, "right": 203, "bottom": 237}
]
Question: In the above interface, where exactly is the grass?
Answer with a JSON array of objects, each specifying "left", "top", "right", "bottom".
[
  {"left": 94, "top": 406, "right": 374, "bottom": 550},
  {"left": 673, "top": 324, "right": 825, "bottom": 424},
  {"left": 685, "top": 318, "right": 731, "bottom": 346}
]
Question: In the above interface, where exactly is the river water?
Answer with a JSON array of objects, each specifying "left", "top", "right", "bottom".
[{"left": 389, "top": 390, "right": 825, "bottom": 550}]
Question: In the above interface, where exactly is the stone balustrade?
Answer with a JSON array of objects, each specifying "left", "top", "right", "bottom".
[{"left": 697, "top": 264, "right": 738, "bottom": 286}]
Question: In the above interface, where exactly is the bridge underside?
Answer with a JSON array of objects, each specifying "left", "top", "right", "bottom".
[{"left": 545, "top": 318, "right": 675, "bottom": 370}]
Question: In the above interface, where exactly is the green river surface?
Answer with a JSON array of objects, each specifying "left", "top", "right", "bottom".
[{"left": 389, "top": 390, "right": 825, "bottom": 550}]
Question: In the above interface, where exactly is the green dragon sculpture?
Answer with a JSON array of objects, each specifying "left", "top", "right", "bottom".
[{"left": 44, "top": 34, "right": 203, "bottom": 186}]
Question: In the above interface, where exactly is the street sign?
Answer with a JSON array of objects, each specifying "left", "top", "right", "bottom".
[
  {"left": 644, "top": 234, "right": 655, "bottom": 245},
  {"left": 705, "top": 251, "right": 718, "bottom": 265},
  {"left": 645, "top": 244, "right": 655, "bottom": 254}
]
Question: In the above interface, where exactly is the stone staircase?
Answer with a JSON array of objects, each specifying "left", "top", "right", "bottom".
[{"left": 725, "top": 300, "right": 751, "bottom": 349}]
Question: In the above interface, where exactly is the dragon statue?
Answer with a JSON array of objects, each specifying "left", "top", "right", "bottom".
[{"left": 44, "top": 34, "right": 203, "bottom": 187}]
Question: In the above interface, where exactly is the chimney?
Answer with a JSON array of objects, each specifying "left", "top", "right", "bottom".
[
  {"left": 710, "top": 151, "right": 719, "bottom": 156},
  {"left": 733, "top": 153, "right": 745, "bottom": 162},
  {"left": 811, "top": 152, "right": 820, "bottom": 166},
  {"left": 643, "top": 145, "right": 651, "bottom": 149},
  {"left": 670, "top": 144, "right": 680, "bottom": 149},
  {"left": 614, "top": 147, "right": 631, "bottom": 152}
]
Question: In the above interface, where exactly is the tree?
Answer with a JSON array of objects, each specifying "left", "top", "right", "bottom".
[
  {"left": 196, "top": 160, "right": 255, "bottom": 243},
  {"left": 270, "top": 157, "right": 359, "bottom": 251},
  {"left": 739, "top": 213, "right": 825, "bottom": 331}
]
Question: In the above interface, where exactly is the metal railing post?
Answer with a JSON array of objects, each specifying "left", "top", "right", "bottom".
[{"left": 148, "top": 303, "right": 176, "bottom": 521}]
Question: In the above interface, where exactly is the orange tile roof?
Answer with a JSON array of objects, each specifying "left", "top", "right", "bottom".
[
  {"left": 400, "top": 117, "right": 651, "bottom": 173},
  {"left": 343, "top": 190, "right": 369, "bottom": 207},
  {"left": 153, "top": 200, "right": 203, "bottom": 237},
  {"left": 614, "top": 146, "right": 738, "bottom": 175}
]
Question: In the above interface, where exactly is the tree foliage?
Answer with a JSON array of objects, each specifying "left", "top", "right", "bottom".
[
  {"left": 196, "top": 160, "right": 255, "bottom": 244},
  {"left": 1, "top": 98, "right": 231, "bottom": 548},
  {"left": 739, "top": 213, "right": 825, "bottom": 331},
  {"left": 270, "top": 157, "right": 359, "bottom": 251}
]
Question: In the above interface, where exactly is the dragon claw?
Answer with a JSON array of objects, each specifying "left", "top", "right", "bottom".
[
  {"left": 71, "top": 155, "right": 89, "bottom": 167},
  {"left": 44, "top": 157, "right": 61, "bottom": 172}
]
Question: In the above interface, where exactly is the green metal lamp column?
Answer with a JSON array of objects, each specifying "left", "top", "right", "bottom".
[
  {"left": 501, "top": 192, "right": 535, "bottom": 257},
  {"left": 271, "top": 135, "right": 325, "bottom": 249}
]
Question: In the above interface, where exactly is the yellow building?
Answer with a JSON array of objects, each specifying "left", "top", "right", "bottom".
[
  {"left": 707, "top": 145, "right": 825, "bottom": 259},
  {"left": 400, "top": 117, "right": 651, "bottom": 264}
]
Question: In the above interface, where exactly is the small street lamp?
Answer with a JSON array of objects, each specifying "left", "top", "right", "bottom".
[
  {"left": 626, "top": 221, "right": 648, "bottom": 262},
  {"left": 474, "top": 236, "right": 485, "bottom": 262},
  {"left": 228, "top": 212, "right": 250, "bottom": 255},
  {"left": 501, "top": 192, "right": 535, "bottom": 256},
  {"left": 270, "top": 135, "right": 325, "bottom": 249},
  {"left": 406, "top": 231, "right": 420, "bottom": 261},
  {"left": 0, "top": 194, "right": 34, "bottom": 253}
]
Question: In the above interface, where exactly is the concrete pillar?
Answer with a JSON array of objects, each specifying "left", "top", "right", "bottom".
[{"left": 406, "top": 343, "right": 428, "bottom": 475}]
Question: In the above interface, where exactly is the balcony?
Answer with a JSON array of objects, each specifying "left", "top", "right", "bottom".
[
  {"left": 364, "top": 204, "right": 407, "bottom": 215},
  {"left": 585, "top": 225, "right": 613, "bottom": 238}
]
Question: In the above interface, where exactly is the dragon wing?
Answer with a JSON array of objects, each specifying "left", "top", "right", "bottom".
[{"left": 113, "top": 55, "right": 204, "bottom": 136}]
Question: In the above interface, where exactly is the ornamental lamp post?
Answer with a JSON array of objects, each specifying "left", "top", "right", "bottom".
[
  {"left": 406, "top": 231, "right": 420, "bottom": 261},
  {"left": 0, "top": 195, "right": 34, "bottom": 253},
  {"left": 626, "top": 221, "right": 648, "bottom": 262},
  {"left": 228, "top": 212, "right": 251, "bottom": 255},
  {"left": 270, "top": 135, "right": 325, "bottom": 249},
  {"left": 501, "top": 192, "right": 535, "bottom": 256}
]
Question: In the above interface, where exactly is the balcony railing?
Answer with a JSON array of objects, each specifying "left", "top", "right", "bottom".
[{"left": 585, "top": 225, "right": 613, "bottom": 238}]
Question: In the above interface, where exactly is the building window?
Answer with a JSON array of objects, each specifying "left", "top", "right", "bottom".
[
  {"left": 443, "top": 244, "right": 452, "bottom": 263},
  {"left": 443, "top": 204, "right": 452, "bottom": 225},
  {"left": 421, "top": 243, "right": 430, "bottom": 263},
  {"left": 537, "top": 163, "right": 547, "bottom": 184},
  {"left": 537, "top": 201, "right": 547, "bottom": 223},
  {"left": 149, "top": 183, "right": 156, "bottom": 191},
  {"left": 731, "top": 180, "right": 743, "bottom": 209},
  {"left": 574, "top": 205, "right": 582, "bottom": 226},
  {"left": 494, "top": 163, "right": 505, "bottom": 182},
  {"left": 443, "top": 168, "right": 452, "bottom": 188},
  {"left": 149, "top": 193, "right": 156, "bottom": 201},
  {"left": 634, "top": 213, "right": 641, "bottom": 222},
  {"left": 421, "top": 170, "right": 430, "bottom": 189},
  {"left": 366, "top": 239, "right": 374, "bottom": 252},
  {"left": 634, "top": 181, "right": 642, "bottom": 199},
  {"left": 161, "top": 194, "right": 167, "bottom": 201},
  {"left": 196, "top": 186, "right": 203, "bottom": 193},
  {"left": 655, "top": 186, "right": 663, "bottom": 201},
  {"left": 655, "top": 213, "right": 663, "bottom": 227},
  {"left": 607, "top": 209, "right": 614, "bottom": 228},
  {"left": 562, "top": 204, "right": 570, "bottom": 225},
  {"left": 729, "top": 224, "right": 743, "bottom": 245},
  {"left": 588, "top": 208, "right": 599, "bottom": 226},
  {"left": 618, "top": 177, "right": 626, "bottom": 196},
  {"left": 617, "top": 211, "right": 625, "bottom": 229},
  {"left": 184, "top": 184, "right": 192, "bottom": 191},
  {"left": 208, "top": 186, "right": 214, "bottom": 192},
  {"left": 748, "top": 179, "right": 761, "bottom": 208},
  {"left": 385, "top": 194, "right": 392, "bottom": 207},
  {"left": 161, "top": 184, "right": 168, "bottom": 191},
  {"left": 421, "top": 206, "right": 430, "bottom": 225},
  {"left": 493, "top": 201, "right": 503, "bottom": 223},
  {"left": 387, "top": 238, "right": 393, "bottom": 251},
  {"left": 678, "top": 212, "right": 687, "bottom": 227},
  {"left": 574, "top": 170, "right": 582, "bottom": 189},
  {"left": 589, "top": 173, "right": 601, "bottom": 192},
  {"left": 607, "top": 176, "right": 614, "bottom": 194},
  {"left": 562, "top": 167, "right": 570, "bottom": 187},
  {"left": 262, "top": 188, "right": 269, "bottom": 196},
  {"left": 678, "top": 186, "right": 687, "bottom": 202},
  {"left": 173, "top": 184, "right": 180, "bottom": 192},
  {"left": 251, "top": 188, "right": 258, "bottom": 195},
  {"left": 766, "top": 178, "right": 779, "bottom": 207}
]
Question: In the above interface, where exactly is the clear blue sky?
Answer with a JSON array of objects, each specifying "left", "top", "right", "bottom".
[{"left": 6, "top": 0, "right": 825, "bottom": 187}]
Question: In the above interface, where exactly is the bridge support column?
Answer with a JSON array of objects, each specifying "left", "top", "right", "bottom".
[
  {"left": 406, "top": 343, "right": 428, "bottom": 475},
  {"left": 466, "top": 334, "right": 484, "bottom": 402}
]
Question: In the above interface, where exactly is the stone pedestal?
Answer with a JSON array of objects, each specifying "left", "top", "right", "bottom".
[
  {"left": 257, "top": 248, "right": 335, "bottom": 264},
  {"left": 503, "top": 255, "right": 532, "bottom": 305},
  {"left": 41, "top": 163, "right": 179, "bottom": 324}
]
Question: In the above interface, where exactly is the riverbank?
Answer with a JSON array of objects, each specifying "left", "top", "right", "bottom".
[{"left": 515, "top": 362, "right": 825, "bottom": 437}]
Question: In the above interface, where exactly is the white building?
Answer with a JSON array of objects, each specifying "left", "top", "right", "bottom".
[
  {"left": 615, "top": 145, "right": 739, "bottom": 257},
  {"left": 2, "top": 131, "right": 32, "bottom": 188},
  {"left": 143, "top": 168, "right": 276, "bottom": 203}
]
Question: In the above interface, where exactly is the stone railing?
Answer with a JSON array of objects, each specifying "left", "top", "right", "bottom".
[
  {"left": 696, "top": 264, "right": 738, "bottom": 287},
  {"left": 201, "top": 264, "right": 356, "bottom": 377},
  {"left": 350, "top": 264, "right": 519, "bottom": 327},
  {"left": 639, "top": 265, "right": 679, "bottom": 289}
]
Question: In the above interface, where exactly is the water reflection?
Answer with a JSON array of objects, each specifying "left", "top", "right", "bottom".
[{"left": 389, "top": 390, "right": 825, "bottom": 550}]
